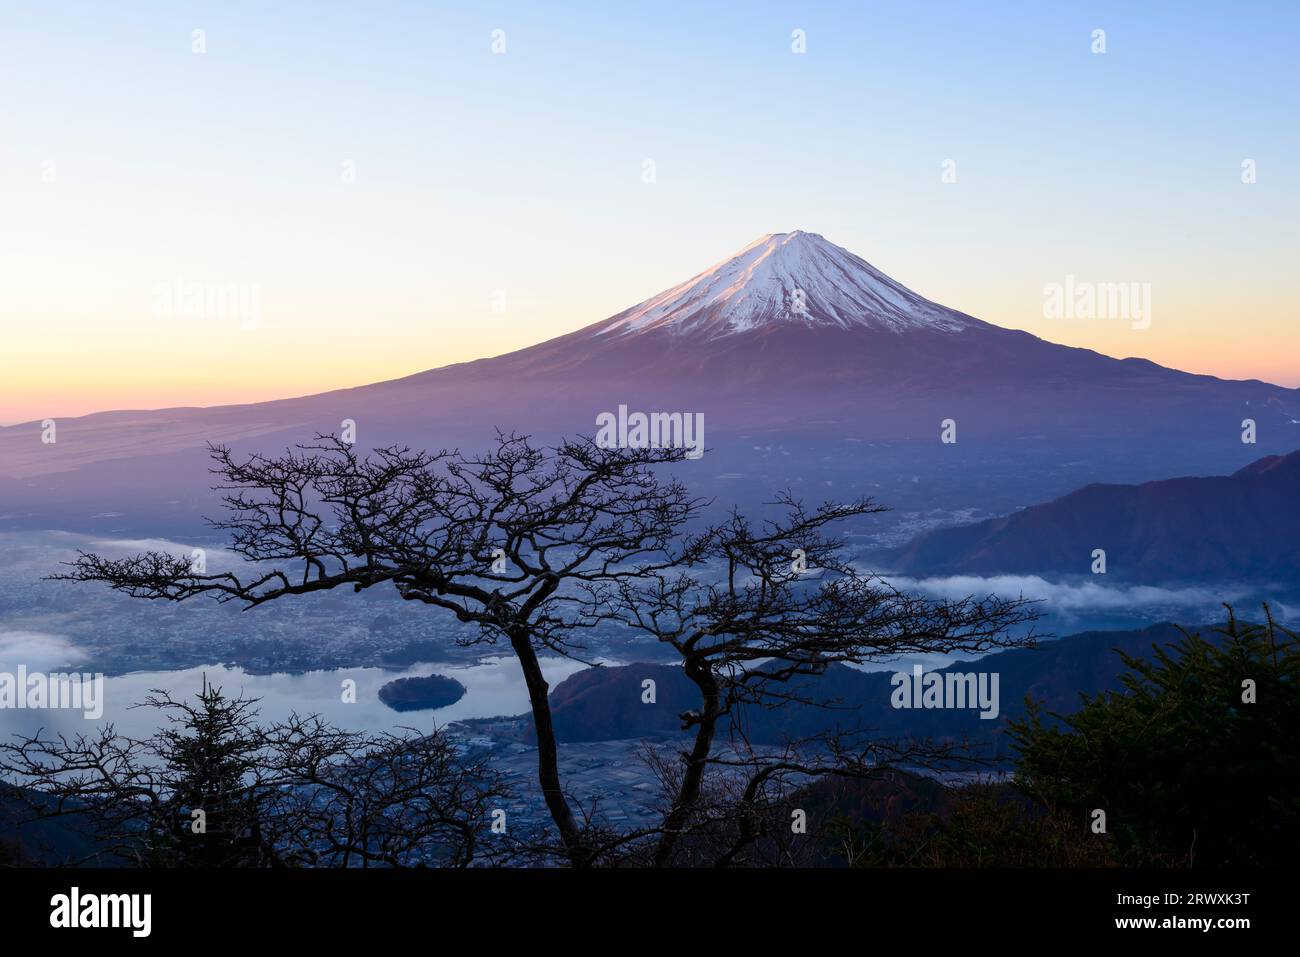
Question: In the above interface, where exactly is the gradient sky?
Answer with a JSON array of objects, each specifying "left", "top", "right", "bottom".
[{"left": 2, "top": 0, "right": 1297, "bottom": 424}]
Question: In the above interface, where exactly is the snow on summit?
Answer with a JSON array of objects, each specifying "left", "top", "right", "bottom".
[{"left": 597, "top": 231, "right": 972, "bottom": 340}]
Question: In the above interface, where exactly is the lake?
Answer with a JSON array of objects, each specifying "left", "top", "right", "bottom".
[{"left": 0, "top": 655, "right": 597, "bottom": 742}]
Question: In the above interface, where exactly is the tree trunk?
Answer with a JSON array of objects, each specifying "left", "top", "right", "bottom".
[
  {"left": 510, "top": 631, "right": 587, "bottom": 866},
  {"left": 653, "top": 658, "right": 719, "bottom": 867}
]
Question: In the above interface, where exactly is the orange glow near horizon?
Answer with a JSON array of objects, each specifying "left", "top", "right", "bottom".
[
  {"left": 4, "top": 283, "right": 1297, "bottom": 427},
  {"left": 3, "top": 251, "right": 1298, "bottom": 426}
]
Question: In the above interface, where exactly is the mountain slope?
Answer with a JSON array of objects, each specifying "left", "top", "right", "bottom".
[
  {"left": 888, "top": 450, "right": 1300, "bottom": 582},
  {"left": 1, "top": 230, "right": 1297, "bottom": 538},
  {"left": 3, "top": 230, "right": 1295, "bottom": 459}
]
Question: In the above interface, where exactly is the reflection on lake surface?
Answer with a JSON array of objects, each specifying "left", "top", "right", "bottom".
[{"left": 0, "top": 656, "right": 599, "bottom": 742}]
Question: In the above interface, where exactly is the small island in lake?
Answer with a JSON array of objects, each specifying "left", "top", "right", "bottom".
[{"left": 377, "top": 673, "right": 467, "bottom": 712}]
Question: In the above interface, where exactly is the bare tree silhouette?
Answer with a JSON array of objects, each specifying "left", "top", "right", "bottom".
[
  {"left": 52, "top": 432, "right": 1036, "bottom": 866},
  {"left": 576, "top": 495, "right": 1037, "bottom": 865},
  {"left": 0, "top": 680, "right": 505, "bottom": 867}
]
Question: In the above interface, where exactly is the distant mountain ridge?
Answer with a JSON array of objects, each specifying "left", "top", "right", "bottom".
[
  {"left": 524, "top": 622, "right": 1197, "bottom": 753},
  {"left": 887, "top": 450, "right": 1300, "bottom": 583}
]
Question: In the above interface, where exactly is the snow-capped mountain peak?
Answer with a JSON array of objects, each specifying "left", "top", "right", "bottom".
[{"left": 596, "top": 231, "right": 973, "bottom": 339}]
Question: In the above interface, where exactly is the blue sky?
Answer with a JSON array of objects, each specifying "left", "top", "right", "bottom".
[{"left": 1, "top": 0, "right": 1297, "bottom": 421}]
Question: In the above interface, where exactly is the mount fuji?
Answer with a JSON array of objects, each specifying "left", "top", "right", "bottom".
[{"left": 2, "top": 230, "right": 1297, "bottom": 536}]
